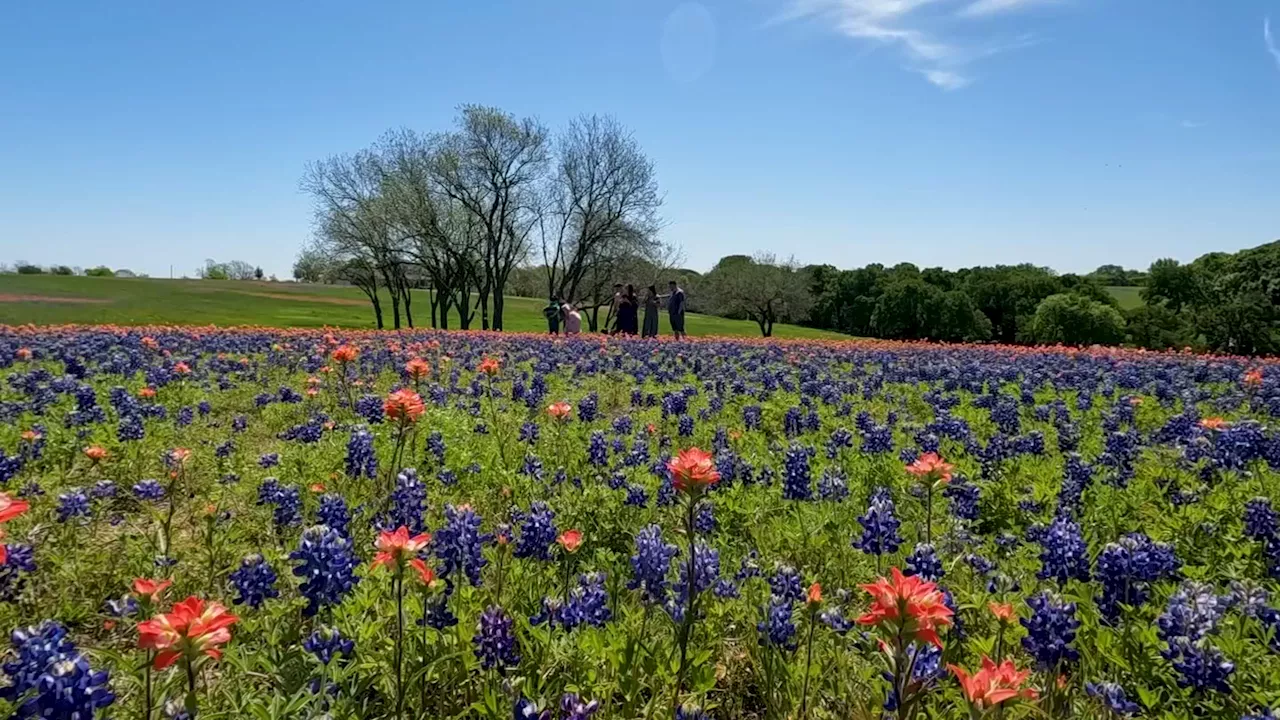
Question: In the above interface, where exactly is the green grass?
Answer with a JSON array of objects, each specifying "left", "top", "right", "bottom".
[
  {"left": 0, "top": 274, "right": 848, "bottom": 339},
  {"left": 1105, "top": 285, "right": 1144, "bottom": 310}
]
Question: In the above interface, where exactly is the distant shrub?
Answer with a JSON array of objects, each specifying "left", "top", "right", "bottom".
[
  {"left": 85, "top": 266, "right": 115, "bottom": 277},
  {"left": 51, "top": 265, "right": 74, "bottom": 275},
  {"left": 16, "top": 264, "right": 43, "bottom": 274}
]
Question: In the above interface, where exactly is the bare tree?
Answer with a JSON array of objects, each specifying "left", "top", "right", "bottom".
[
  {"left": 539, "top": 115, "right": 663, "bottom": 304},
  {"left": 431, "top": 105, "right": 548, "bottom": 330}
]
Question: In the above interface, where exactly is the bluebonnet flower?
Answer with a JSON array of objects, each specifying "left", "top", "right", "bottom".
[
  {"left": 354, "top": 394, "right": 385, "bottom": 424},
  {"left": 380, "top": 469, "right": 427, "bottom": 534},
  {"left": 438, "top": 469, "right": 458, "bottom": 486},
  {"left": 817, "top": 468, "right": 849, "bottom": 502},
  {"left": 89, "top": 480, "right": 116, "bottom": 500},
  {"left": 272, "top": 485, "right": 302, "bottom": 530},
  {"left": 826, "top": 427, "right": 854, "bottom": 458},
  {"left": 1245, "top": 497, "right": 1279, "bottom": 540},
  {"left": 656, "top": 476, "right": 677, "bottom": 507},
  {"left": 425, "top": 431, "right": 446, "bottom": 465},
  {"left": 229, "top": 554, "right": 279, "bottom": 608},
  {"left": 758, "top": 597, "right": 797, "bottom": 650},
  {"left": 943, "top": 476, "right": 980, "bottom": 521},
  {"left": 676, "top": 705, "right": 710, "bottom": 720},
  {"left": 514, "top": 697, "right": 551, "bottom": 720},
  {"left": 304, "top": 626, "right": 354, "bottom": 665},
  {"left": 855, "top": 488, "right": 903, "bottom": 556},
  {"left": 625, "top": 484, "right": 649, "bottom": 507},
  {"left": 883, "top": 643, "right": 943, "bottom": 711},
  {"left": 214, "top": 439, "right": 235, "bottom": 458},
  {"left": 513, "top": 502, "right": 557, "bottom": 561},
  {"left": 629, "top": 525, "right": 678, "bottom": 605},
  {"left": 1167, "top": 637, "right": 1234, "bottom": 694},
  {"left": 473, "top": 606, "right": 520, "bottom": 670},
  {"left": 905, "top": 543, "right": 943, "bottom": 582},
  {"left": 743, "top": 405, "right": 762, "bottom": 430},
  {"left": 1086, "top": 682, "right": 1140, "bottom": 716},
  {"left": 1158, "top": 581, "right": 1228, "bottom": 646},
  {"left": 0, "top": 621, "right": 115, "bottom": 719},
  {"left": 518, "top": 422, "right": 539, "bottom": 444},
  {"left": 1037, "top": 516, "right": 1090, "bottom": 585},
  {"left": 577, "top": 393, "right": 598, "bottom": 423},
  {"left": 768, "top": 565, "right": 804, "bottom": 604},
  {"left": 1020, "top": 592, "right": 1080, "bottom": 670},
  {"left": 669, "top": 543, "right": 721, "bottom": 621},
  {"left": 290, "top": 525, "right": 361, "bottom": 616},
  {"left": 560, "top": 693, "right": 600, "bottom": 720},
  {"left": 56, "top": 488, "right": 90, "bottom": 522},
  {"left": 344, "top": 428, "right": 377, "bottom": 480},
  {"left": 278, "top": 415, "right": 326, "bottom": 443},
  {"left": 316, "top": 493, "right": 351, "bottom": 537},
  {"left": 197, "top": 400, "right": 211, "bottom": 416},
  {"left": 420, "top": 596, "right": 458, "bottom": 631},
  {"left": 176, "top": 406, "right": 194, "bottom": 427},
  {"left": 435, "top": 505, "right": 488, "bottom": 587},
  {"left": 0, "top": 545, "right": 37, "bottom": 602},
  {"left": 231, "top": 414, "right": 247, "bottom": 432},
  {"left": 117, "top": 413, "right": 145, "bottom": 442},
  {"left": 694, "top": 502, "right": 715, "bottom": 534},
  {"left": 105, "top": 595, "right": 139, "bottom": 618},
  {"left": 1242, "top": 710, "right": 1278, "bottom": 720},
  {"left": 126, "top": 479, "right": 162, "bottom": 502},
  {"left": 1095, "top": 533, "right": 1180, "bottom": 622},
  {"left": 860, "top": 424, "right": 894, "bottom": 455},
  {"left": 587, "top": 431, "right": 608, "bottom": 467},
  {"left": 520, "top": 454, "right": 544, "bottom": 481},
  {"left": 257, "top": 478, "right": 282, "bottom": 505},
  {"left": 781, "top": 443, "right": 814, "bottom": 501}
]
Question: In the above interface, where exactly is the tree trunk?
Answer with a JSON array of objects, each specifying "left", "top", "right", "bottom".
[
  {"left": 372, "top": 295, "right": 384, "bottom": 329},
  {"left": 389, "top": 289, "right": 402, "bottom": 330},
  {"left": 493, "top": 293, "right": 505, "bottom": 332},
  {"left": 429, "top": 288, "right": 438, "bottom": 329},
  {"left": 403, "top": 287, "right": 413, "bottom": 329},
  {"left": 479, "top": 283, "right": 491, "bottom": 331},
  {"left": 439, "top": 293, "right": 451, "bottom": 330}
]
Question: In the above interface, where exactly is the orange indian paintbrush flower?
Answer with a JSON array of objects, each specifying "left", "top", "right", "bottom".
[
  {"left": 137, "top": 596, "right": 239, "bottom": 670},
  {"left": 384, "top": 388, "right": 425, "bottom": 424},
  {"left": 331, "top": 344, "right": 359, "bottom": 363},
  {"left": 372, "top": 526, "right": 431, "bottom": 570},
  {"left": 557, "top": 529, "right": 583, "bottom": 553},
  {"left": 133, "top": 577, "right": 173, "bottom": 604},
  {"left": 856, "top": 567, "right": 954, "bottom": 648},
  {"left": 666, "top": 447, "right": 720, "bottom": 495},
  {"left": 547, "top": 401, "right": 573, "bottom": 421},
  {"left": 405, "top": 357, "right": 431, "bottom": 381},
  {"left": 905, "top": 452, "right": 953, "bottom": 484},
  {"left": 948, "top": 656, "right": 1038, "bottom": 710},
  {"left": 988, "top": 601, "right": 1016, "bottom": 623},
  {"left": 477, "top": 356, "right": 501, "bottom": 376}
]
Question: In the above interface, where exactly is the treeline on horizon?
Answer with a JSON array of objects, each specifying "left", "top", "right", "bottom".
[{"left": 770, "top": 240, "right": 1280, "bottom": 355}]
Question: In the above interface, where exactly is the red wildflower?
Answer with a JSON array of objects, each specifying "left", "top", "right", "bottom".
[
  {"left": 547, "top": 401, "right": 572, "bottom": 421},
  {"left": 384, "top": 388, "right": 425, "bottom": 424},
  {"left": 1245, "top": 368, "right": 1264, "bottom": 387},
  {"left": 807, "top": 582, "right": 823, "bottom": 607},
  {"left": 477, "top": 356, "right": 501, "bottom": 376},
  {"left": 139, "top": 387, "right": 156, "bottom": 398},
  {"left": 309, "top": 483, "right": 327, "bottom": 493},
  {"left": 14, "top": 348, "right": 32, "bottom": 361},
  {"left": 19, "top": 430, "right": 40, "bottom": 442},
  {"left": 331, "top": 345, "right": 359, "bottom": 364},
  {"left": 948, "top": 657, "right": 1038, "bottom": 710},
  {"left": 168, "top": 447, "right": 192, "bottom": 465},
  {"left": 1199, "top": 417, "right": 1229, "bottom": 430},
  {"left": 409, "top": 558, "right": 438, "bottom": 587},
  {"left": 558, "top": 529, "right": 583, "bottom": 554},
  {"left": 140, "top": 336, "right": 158, "bottom": 350},
  {"left": 405, "top": 357, "right": 431, "bottom": 380},
  {"left": 132, "top": 577, "right": 173, "bottom": 604},
  {"left": 988, "top": 602, "right": 1016, "bottom": 623},
  {"left": 856, "top": 567, "right": 954, "bottom": 648},
  {"left": 905, "top": 452, "right": 953, "bottom": 484},
  {"left": 83, "top": 445, "right": 108, "bottom": 463},
  {"left": 137, "top": 596, "right": 239, "bottom": 670},
  {"left": 372, "top": 526, "right": 431, "bottom": 569},
  {"left": 667, "top": 447, "right": 721, "bottom": 495},
  {"left": 173, "top": 361, "right": 191, "bottom": 375},
  {"left": 0, "top": 493, "right": 30, "bottom": 524}
]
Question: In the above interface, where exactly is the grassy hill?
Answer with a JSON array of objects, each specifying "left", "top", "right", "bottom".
[
  {"left": 0, "top": 275, "right": 847, "bottom": 339},
  {"left": 1105, "top": 285, "right": 1144, "bottom": 310}
]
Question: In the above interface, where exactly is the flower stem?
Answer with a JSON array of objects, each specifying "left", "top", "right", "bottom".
[
  {"left": 799, "top": 610, "right": 817, "bottom": 719},
  {"left": 395, "top": 573, "right": 405, "bottom": 720}
]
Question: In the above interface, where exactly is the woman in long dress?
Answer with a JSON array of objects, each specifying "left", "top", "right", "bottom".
[
  {"left": 642, "top": 285, "right": 660, "bottom": 338},
  {"left": 617, "top": 284, "right": 639, "bottom": 336}
]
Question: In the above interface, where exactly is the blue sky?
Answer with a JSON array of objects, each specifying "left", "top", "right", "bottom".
[{"left": 1, "top": 0, "right": 1278, "bottom": 280}]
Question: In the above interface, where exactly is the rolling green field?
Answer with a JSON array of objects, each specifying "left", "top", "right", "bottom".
[
  {"left": 1105, "top": 285, "right": 1144, "bottom": 310},
  {"left": 0, "top": 274, "right": 847, "bottom": 339}
]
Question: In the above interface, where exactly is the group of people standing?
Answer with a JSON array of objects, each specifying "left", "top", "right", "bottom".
[{"left": 543, "top": 280, "right": 686, "bottom": 339}]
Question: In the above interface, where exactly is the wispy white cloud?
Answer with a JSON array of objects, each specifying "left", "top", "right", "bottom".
[
  {"left": 1267, "top": 17, "right": 1280, "bottom": 71},
  {"left": 775, "top": 0, "right": 1062, "bottom": 89},
  {"left": 958, "top": 0, "right": 1056, "bottom": 18},
  {"left": 921, "top": 68, "right": 971, "bottom": 89},
  {"left": 1180, "top": 119, "right": 1206, "bottom": 129}
]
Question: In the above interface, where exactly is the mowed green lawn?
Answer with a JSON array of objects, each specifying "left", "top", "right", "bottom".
[
  {"left": 0, "top": 275, "right": 848, "bottom": 339},
  {"left": 1105, "top": 285, "right": 1145, "bottom": 310}
]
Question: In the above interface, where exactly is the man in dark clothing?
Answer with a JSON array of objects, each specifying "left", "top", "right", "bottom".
[
  {"left": 543, "top": 297, "right": 561, "bottom": 335},
  {"left": 667, "top": 280, "right": 686, "bottom": 339}
]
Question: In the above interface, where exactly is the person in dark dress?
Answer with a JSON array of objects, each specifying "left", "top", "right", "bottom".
[
  {"left": 616, "top": 284, "right": 639, "bottom": 336},
  {"left": 642, "top": 285, "right": 660, "bottom": 338}
]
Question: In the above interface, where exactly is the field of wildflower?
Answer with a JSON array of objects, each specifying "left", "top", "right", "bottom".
[{"left": 1, "top": 326, "right": 1280, "bottom": 719}]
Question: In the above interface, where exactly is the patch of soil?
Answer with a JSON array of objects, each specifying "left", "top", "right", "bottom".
[
  {"left": 233, "top": 291, "right": 367, "bottom": 307},
  {"left": 0, "top": 294, "right": 111, "bottom": 304}
]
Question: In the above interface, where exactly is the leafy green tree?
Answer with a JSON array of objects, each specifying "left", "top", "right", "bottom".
[
  {"left": 705, "top": 254, "right": 812, "bottom": 337},
  {"left": 1124, "top": 305, "right": 1193, "bottom": 350},
  {"left": 1142, "top": 258, "right": 1202, "bottom": 311},
  {"left": 51, "top": 265, "right": 73, "bottom": 275},
  {"left": 85, "top": 266, "right": 115, "bottom": 277},
  {"left": 1195, "top": 291, "right": 1277, "bottom": 356},
  {"left": 1028, "top": 293, "right": 1126, "bottom": 346},
  {"left": 15, "top": 263, "right": 43, "bottom": 274}
]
